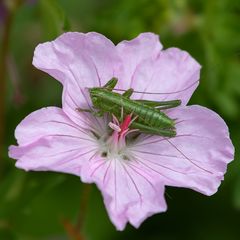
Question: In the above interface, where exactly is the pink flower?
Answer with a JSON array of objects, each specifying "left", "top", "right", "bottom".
[{"left": 9, "top": 32, "right": 234, "bottom": 230}]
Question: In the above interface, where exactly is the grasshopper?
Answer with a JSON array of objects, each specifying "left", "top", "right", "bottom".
[{"left": 79, "top": 78, "right": 181, "bottom": 137}]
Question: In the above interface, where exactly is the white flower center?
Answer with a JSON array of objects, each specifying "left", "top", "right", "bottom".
[{"left": 96, "top": 114, "right": 136, "bottom": 161}]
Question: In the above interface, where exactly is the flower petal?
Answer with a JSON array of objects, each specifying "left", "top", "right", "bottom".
[
  {"left": 9, "top": 107, "right": 98, "bottom": 176},
  {"left": 116, "top": 32, "right": 163, "bottom": 89},
  {"left": 129, "top": 48, "right": 201, "bottom": 105},
  {"left": 33, "top": 32, "right": 118, "bottom": 86},
  {"left": 131, "top": 105, "right": 234, "bottom": 196},
  {"left": 80, "top": 157, "right": 167, "bottom": 230},
  {"left": 33, "top": 32, "right": 120, "bottom": 125}
]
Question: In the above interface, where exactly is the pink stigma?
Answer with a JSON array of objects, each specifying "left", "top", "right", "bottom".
[
  {"left": 108, "top": 114, "right": 136, "bottom": 145},
  {"left": 119, "top": 114, "right": 132, "bottom": 136}
]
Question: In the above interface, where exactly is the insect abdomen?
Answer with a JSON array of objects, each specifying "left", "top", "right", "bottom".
[{"left": 96, "top": 89, "right": 174, "bottom": 128}]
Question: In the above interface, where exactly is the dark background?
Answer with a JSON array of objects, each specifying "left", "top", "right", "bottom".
[{"left": 0, "top": 0, "right": 240, "bottom": 239}]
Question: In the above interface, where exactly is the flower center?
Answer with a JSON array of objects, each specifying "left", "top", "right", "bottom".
[{"left": 98, "top": 114, "right": 136, "bottom": 160}]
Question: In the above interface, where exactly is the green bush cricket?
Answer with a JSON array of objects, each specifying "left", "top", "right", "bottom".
[{"left": 78, "top": 78, "right": 181, "bottom": 137}]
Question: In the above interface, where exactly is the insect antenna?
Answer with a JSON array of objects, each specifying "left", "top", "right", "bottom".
[{"left": 111, "top": 79, "right": 199, "bottom": 95}]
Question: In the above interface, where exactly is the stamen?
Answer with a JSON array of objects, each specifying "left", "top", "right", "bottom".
[
  {"left": 108, "top": 122, "right": 121, "bottom": 132},
  {"left": 130, "top": 115, "right": 138, "bottom": 125},
  {"left": 104, "top": 114, "right": 139, "bottom": 161},
  {"left": 126, "top": 129, "right": 139, "bottom": 135},
  {"left": 121, "top": 106, "right": 124, "bottom": 121},
  {"left": 112, "top": 114, "right": 120, "bottom": 125}
]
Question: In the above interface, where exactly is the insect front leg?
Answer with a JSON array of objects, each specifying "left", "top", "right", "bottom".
[
  {"left": 76, "top": 108, "right": 104, "bottom": 117},
  {"left": 76, "top": 108, "right": 93, "bottom": 113}
]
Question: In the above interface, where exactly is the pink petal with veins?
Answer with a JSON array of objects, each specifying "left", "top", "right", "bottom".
[
  {"left": 33, "top": 32, "right": 120, "bottom": 126},
  {"left": 131, "top": 105, "right": 234, "bottom": 195},
  {"left": 9, "top": 107, "right": 98, "bottom": 176},
  {"left": 127, "top": 48, "right": 201, "bottom": 105},
  {"left": 116, "top": 33, "right": 163, "bottom": 88},
  {"left": 80, "top": 156, "right": 167, "bottom": 230}
]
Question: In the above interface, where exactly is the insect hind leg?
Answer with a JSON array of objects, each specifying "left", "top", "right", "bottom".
[
  {"left": 135, "top": 99, "right": 181, "bottom": 110},
  {"left": 131, "top": 121, "right": 176, "bottom": 137}
]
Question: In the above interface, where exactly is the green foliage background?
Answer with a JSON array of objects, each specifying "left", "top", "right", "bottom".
[{"left": 0, "top": 0, "right": 239, "bottom": 239}]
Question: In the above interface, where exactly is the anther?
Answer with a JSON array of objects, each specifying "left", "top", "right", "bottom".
[{"left": 108, "top": 122, "right": 121, "bottom": 132}]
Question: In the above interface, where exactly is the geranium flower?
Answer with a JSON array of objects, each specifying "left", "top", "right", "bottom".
[{"left": 9, "top": 32, "right": 234, "bottom": 230}]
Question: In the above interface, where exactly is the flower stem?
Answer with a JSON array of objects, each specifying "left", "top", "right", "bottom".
[
  {"left": 62, "top": 218, "right": 84, "bottom": 240},
  {"left": 75, "top": 184, "right": 92, "bottom": 231},
  {"left": 62, "top": 184, "right": 92, "bottom": 240}
]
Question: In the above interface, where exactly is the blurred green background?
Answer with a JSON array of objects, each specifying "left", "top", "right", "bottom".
[{"left": 0, "top": 0, "right": 240, "bottom": 239}]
